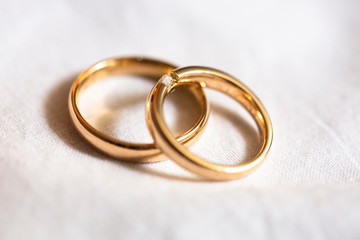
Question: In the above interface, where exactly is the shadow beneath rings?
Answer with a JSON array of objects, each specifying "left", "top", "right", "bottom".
[
  {"left": 44, "top": 75, "right": 261, "bottom": 182},
  {"left": 44, "top": 74, "right": 103, "bottom": 158}
]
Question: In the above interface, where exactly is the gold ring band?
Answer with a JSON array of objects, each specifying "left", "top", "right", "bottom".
[
  {"left": 146, "top": 66, "right": 273, "bottom": 180},
  {"left": 69, "top": 57, "right": 209, "bottom": 162}
]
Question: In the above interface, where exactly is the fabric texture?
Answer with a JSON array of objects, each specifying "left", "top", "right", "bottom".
[{"left": 0, "top": 0, "right": 359, "bottom": 239}]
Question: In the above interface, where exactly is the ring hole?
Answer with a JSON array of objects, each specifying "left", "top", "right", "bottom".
[
  {"left": 188, "top": 88, "right": 262, "bottom": 166},
  {"left": 78, "top": 75, "right": 203, "bottom": 144}
]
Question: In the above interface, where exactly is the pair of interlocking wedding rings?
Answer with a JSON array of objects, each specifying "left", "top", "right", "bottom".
[{"left": 69, "top": 57, "right": 273, "bottom": 181}]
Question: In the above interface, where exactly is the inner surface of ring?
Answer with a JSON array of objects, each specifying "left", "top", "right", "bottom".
[{"left": 75, "top": 58, "right": 174, "bottom": 96}]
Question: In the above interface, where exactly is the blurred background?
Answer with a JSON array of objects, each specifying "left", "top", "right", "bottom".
[{"left": 1, "top": 0, "right": 359, "bottom": 239}]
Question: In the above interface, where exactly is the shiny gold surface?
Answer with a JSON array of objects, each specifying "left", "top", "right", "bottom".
[
  {"left": 69, "top": 57, "right": 209, "bottom": 162},
  {"left": 146, "top": 67, "right": 273, "bottom": 180}
]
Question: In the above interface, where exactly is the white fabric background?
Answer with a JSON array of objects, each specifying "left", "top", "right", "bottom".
[{"left": 1, "top": 0, "right": 359, "bottom": 239}]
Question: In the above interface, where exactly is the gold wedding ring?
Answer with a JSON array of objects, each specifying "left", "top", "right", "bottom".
[
  {"left": 69, "top": 57, "right": 209, "bottom": 162},
  {"left": 146, "top": 67, "right": 273, "bottom": 180}
]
